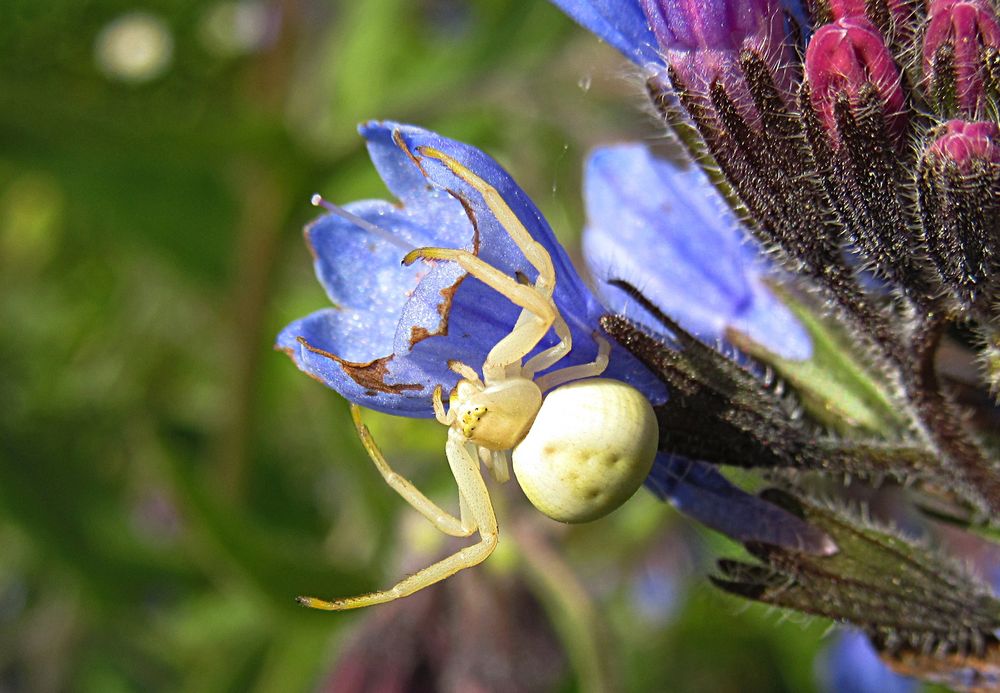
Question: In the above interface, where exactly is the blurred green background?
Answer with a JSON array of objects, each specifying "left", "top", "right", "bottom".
[{"left": 0, "top": 1, "right": 847, "bottom": 690}]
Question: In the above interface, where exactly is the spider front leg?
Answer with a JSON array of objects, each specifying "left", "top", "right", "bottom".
[
  {"left": 348, "top": 404, "right": 470, "bottom": 537},
  {"left": 297, "top": 427, "right": 499, "bottom": 611},
  {"left": 419, "top": 147, "right": 557, "bottom": 295},
  {"left": 403, "top": 247, "right": 572, "bottom": 379},
  {"left": 535, "top": 332, "right": 611, "bottom": 392}
]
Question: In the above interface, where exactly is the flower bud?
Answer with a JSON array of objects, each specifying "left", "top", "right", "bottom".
[
  {"left": 926, "top": 119, "right": 1000, "bottom": 169},
  {"left": 641, "top": 0, "right": 792, "bottom": 123},
  {"left": 805, "top": 18, "right": 906, "bottom": 144},
  {"left": 826, "top": 0, "right": 919, "bottom": 34},
  {"left": 642, "top": 0, "right": 779, "bottom": 51},
  {"left": 922, "top": 0, "right": 1000, "bottom": 115},
  {"left": 918, "top": 119, "right": 1000, "bottom": 315},
  {"left": 827, "top": 0, "right": 867, "bottom": 19}
]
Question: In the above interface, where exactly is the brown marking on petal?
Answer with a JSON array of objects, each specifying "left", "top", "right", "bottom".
[
  {"left": 277, "top": 343, "right": 336, "bottom": 387},
  {"left": 295, "top": 336, "right": 423, "bottom": 394},
  {"left": 437, "top": 273, "right": 464, "bottom": 316},
  {"left": 409, "top": 143, "right": 483, "bottom": 253},
  {"left": 404, "top": 187, "right": 479, "bottom": 349},
  {"left": 408, "top": 272, "right": 468, "bottom": 348},
  {"left": 410, "top": 326, "right": 434, "bottom": 344},
  {"left": 393, "top": 129, "right": 429, "bottom": 178},
  {"left": 451, "top": 191, "right": 481, "bottom": 255},
  {"left": 392, "top": 140, "right": 486, "bottom": 349},
  {"left": 404, "top": 143, "right": 483, "bottom": 256}
]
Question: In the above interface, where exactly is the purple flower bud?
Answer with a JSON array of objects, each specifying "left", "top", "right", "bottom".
[
  {"left": 926, "top": 118, "right": 1000, "bottom": 170},
  {"left": 640, "top": 0, "right": 793, "bottom": 123},
  {"left": 923, "top": 0, "right": 1000, "bottom": 114},
  {"left": 805, "top": 18, "right": 906, "bottom": 144},
  {"left": 641, "top": 0, "right": 781, "bottom": 51}
]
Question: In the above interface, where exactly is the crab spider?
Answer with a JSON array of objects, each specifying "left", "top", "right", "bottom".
[{"left": 297, "top": 148, "right": 659, "bottom": 611}]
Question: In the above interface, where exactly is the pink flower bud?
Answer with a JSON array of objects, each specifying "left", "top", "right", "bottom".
[
  {"left": 805, "top": 18, "right": 906, "bottom": 143},
  {"left": 824, "top": 0, "right": 923, "bottom": 66},
  {"left": 828, "top": 0, "right": 867, "bottom": 19},
  {"left": 927, "top": 119, "right": 1000, "bottom": 170},
  {"left": 827, "top": 0, "right": 916, "bottom": 27},
  {"left": 923, "top": 0, "right": 1000, "bottom": 114}
]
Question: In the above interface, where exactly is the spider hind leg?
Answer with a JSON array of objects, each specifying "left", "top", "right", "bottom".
[{"left": 297, "top": 427, "right": 499, "bottom": 610}]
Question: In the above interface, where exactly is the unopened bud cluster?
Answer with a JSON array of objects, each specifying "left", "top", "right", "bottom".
[
  {"left": 642, "top": 0, "right": 792, "bottom": 124},
  {"left": 637, "top": 0, "right": 1000, "bottom": 561},
  {"left": 641, "top": 0, "right": 1000, "bottom": 325},
  {"left": 924, "top": 0, "right": 1000, "bottom": 116}
]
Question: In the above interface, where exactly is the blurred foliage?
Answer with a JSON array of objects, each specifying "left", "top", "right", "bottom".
[{"left": 0, "top": 0, "right": 930, "bottom": 690}]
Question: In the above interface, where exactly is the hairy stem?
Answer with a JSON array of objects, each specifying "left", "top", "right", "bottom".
[{"left": 909, "top": 317, "right": 1000, "bottom": 517}]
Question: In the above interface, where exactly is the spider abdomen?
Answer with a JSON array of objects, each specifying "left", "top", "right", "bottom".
[{"left": 512, "top": 378, "right": 658, "bottom": 523}]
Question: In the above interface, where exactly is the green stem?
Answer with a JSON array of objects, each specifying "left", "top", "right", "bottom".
[{"left": 512, "top": 518, "right": 618, "bottom": 693}]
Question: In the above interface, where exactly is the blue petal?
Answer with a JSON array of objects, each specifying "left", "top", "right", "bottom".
[
  {"left": 646, "top": 455, "right": 837, "bottom": 555},
  {"left": 279, "top": 122, "right": 666, "bottom": 415},
  {"left": 819, "top": 632, "right": 918, "bottom": 693},
  {"left": 277, "top": 309, "right": 439, "bottom": 417},
  {"left": 582, "top": 143, "right": 812, "bottom": 361},
  {"left": 548, "top": 0, "right": 662, "bottom": 67},
  {"left": 306, "top": 200, "right": 448, "bottom": 317}
]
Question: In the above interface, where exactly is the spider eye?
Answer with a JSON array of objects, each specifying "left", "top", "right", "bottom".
[{"left": 511, "top": 378, "right": 658, "bottom": 523}]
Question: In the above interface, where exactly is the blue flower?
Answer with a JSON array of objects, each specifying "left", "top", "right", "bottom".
[
  {"left": 277, "top": 121, "right": 666, "bottom": 417},
  {"left": 582, "top": 143, "right": 812, "bottom": 361},
  {"left": 278, "top": 120, "right": 829, "bottom": 554}
]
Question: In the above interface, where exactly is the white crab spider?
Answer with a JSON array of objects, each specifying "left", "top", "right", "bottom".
[{"left": 297, "top": 148, "right": 659, "bottom": 611}]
